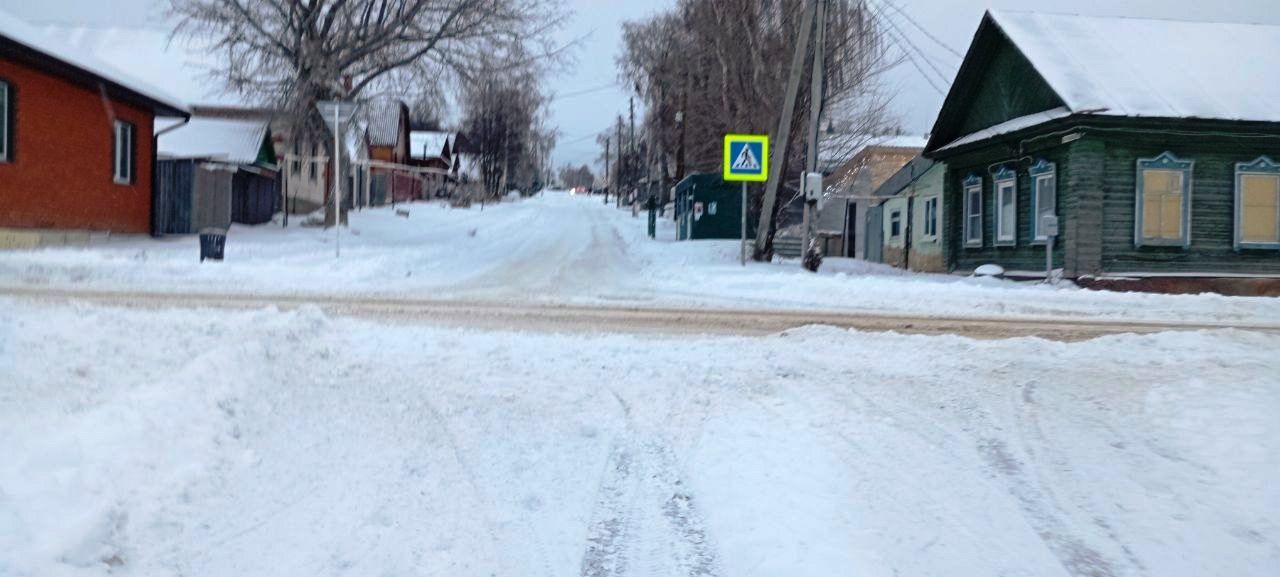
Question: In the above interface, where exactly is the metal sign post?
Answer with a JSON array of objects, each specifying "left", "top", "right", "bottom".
[
  {"left": 1042, "top": 214, "right": 1060, "bottom": 283},
  {"left": 741, "top": 182, "right": 748, "bottom": 266},
  {"left": 316, "top": 100, "right": 360, "bottom": 258},
  {"left": 723, "top": 134, "right": 770, "bottom": 267}
]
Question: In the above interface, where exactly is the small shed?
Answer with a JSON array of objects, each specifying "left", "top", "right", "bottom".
[
  {"left": 156, "top": 117, "right": 278, "bottom": 234},
  {"left": 674, "top": 174, "right": 751, "bottom": 241}
]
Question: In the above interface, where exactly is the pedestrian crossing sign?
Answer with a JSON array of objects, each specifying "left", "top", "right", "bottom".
[{"left": 723, "top": 134, "right": 769, "bottom": 182}]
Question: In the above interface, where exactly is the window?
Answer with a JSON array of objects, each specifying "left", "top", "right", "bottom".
[
  {"left": 112, "top": 120, "right": 135, "bottom": 184},
  {"left": 994, "top": 167, "right": 1017, "bottom": 245},
  {"left": 310, "top": 143, "right": 319, "bottom": 180},
  {"left": 1235, "top": 157, "right": 1280, "bottom": 249},
  {"left": 1030, "top": 160, "right": 1056, "bottom": 241},
  {"left": 0, "top": 79, "right": 10, "bottom": 163},
  {"left": 963, "top": 175, "right": 983, "bottom": 247},
  {"left": 922, "top": 197, "right": 938, "bottom": 239},
  {"left": 291, "top": 141, "right": 301, "bottom": 175},
  {"left": 890, "top": 209, "right": 902, "bottom": 238},
  {"left": 1136, "top": 152, "right": 1193, "bottom": 247}
]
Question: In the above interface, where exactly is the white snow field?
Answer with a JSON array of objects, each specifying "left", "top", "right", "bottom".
[
  {"left": 0, "top": 302, "right": 1277, "bottom": 577},
  {"left": 0, "top": 191, "right": 1278, "bottom": 324}
]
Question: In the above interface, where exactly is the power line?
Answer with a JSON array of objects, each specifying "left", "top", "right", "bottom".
[
  {"left": 883, "top": 0, "right": 963, "bottom": 59},
  {"left": 550, "top": 82, "right": 623, "bottom": 101},
  {"left": 874, "top": 3, "right": 952, "bottom": 87},
  {"left": 869, "top": 5, "right": 949, "bottom": 95}
]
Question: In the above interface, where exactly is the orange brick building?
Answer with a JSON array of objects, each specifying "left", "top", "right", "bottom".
[{"left": 0, "top": 11, "right": 188, "bottom": 236}]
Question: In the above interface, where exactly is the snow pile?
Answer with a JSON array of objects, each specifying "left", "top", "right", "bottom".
[
  {"left": 1, "top": 300, "right": 1278, "bottom": 577},
  {"left": 0, "top": 192, "right": 1278, "bottom": 325}
]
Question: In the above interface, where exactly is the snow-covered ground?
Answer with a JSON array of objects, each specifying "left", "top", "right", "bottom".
[
  {"left": 1, "top": 191, "right": 1278, "bottom": 324},
  {"left": 1, "top": 301, "right": 1277, "bottom": 577}
]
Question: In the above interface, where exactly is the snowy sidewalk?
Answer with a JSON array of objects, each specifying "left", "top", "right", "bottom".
[{"left": 0, "top": 192, "right": 1277, "bottom": 324}]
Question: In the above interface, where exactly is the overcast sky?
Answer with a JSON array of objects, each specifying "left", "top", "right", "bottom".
[{"left": 3, "top": 0, "right": 1277, "bottom": 170}]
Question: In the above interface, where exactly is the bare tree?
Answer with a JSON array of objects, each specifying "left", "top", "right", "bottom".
[
  {"left": 459, "top": 51, "right": 548, "bottom": 198},
  {"left": 618, "top": 0, "right": 896, "bottom": 257},
  {"left": 169, "top": 0, "right": 568, "bottom": 144},
  {"left": 558, "top": 164, "right": 594, "bottom": 189}
]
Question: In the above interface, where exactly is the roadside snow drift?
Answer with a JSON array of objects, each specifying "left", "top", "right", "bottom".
[
  {"left": 0, "top": 192, "right": 1277, "bottom": 325},
  {"left": 1, "top": 301, "right": 1277, "bottom": 577}
]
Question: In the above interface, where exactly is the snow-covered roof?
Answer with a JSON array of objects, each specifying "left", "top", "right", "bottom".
[
  {"left": 990, "top": 11, "right": 1280, "bottom": 123},
  {"left": 159, "top": 117, "right": 269, "bottom": 164},
  {"left": 410, "top": 131, "right": 452, "bottom": 160},
  {"left": 41, "top": 25, "right": 242, "bottom": 109},
  {"left": 937, "top": 107, "right": 1072, "bottom": 152},
  {"left": 0, "top": 11, "right": 188, "bottom": 115},
  {"left": 820, "top": 134, "right": 928, "bottom": 173}
]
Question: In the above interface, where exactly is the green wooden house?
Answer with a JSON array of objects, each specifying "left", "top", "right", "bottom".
[{"left": 924, "top": 11, "right": 1280, "bottom": 282}]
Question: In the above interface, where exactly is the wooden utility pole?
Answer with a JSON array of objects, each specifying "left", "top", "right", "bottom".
[
  {"left": 803, "top": 0, "right": 828, "bottom": 254},
  {"left": 604, "top": 137, "right": 611, "bottom": 203},
  {"left": 754, "top": 0, "right": 817, "bottom": 260},
  {"left": 616, "top": 121, "right": 624, "bottom": 207},
  {"left": 629, "top": 98, "right": 636, "bottom": 207}
]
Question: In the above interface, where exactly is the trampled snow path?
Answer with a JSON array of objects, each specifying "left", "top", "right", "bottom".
[
  {"left": 2, "top": 301, "right": 1277, "bottom": 577},
  {"left": 0, "top": 191, "right": 1278, "bottom": 324}
]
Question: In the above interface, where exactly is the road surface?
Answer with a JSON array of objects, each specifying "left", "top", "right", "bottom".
[{"left": 3, "top": 285, "right": 1279, "bottom": 340}]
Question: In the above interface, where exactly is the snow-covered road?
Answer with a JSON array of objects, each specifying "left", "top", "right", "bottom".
[
  {"left": 2, "top": 192, "right": 1278, "bottom": 577},
  {"left": 1, "top": 303, "right": 1277, "bottom": 577},
  {"left": 1, "top": 191, "right": 1278, "bottom": 324}
]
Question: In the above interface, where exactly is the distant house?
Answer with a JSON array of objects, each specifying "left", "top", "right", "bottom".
[
  {"left": 813, "top": 135, "right": 926, "bottom": 258},
  {"left": 870, "top": 156, "right": 946, "bottom": 272},
  {"left": 155, "top": 117, "right": 279, "bottom": 234},
  {"left": 360, "top": 102, "right": 416, "bottom": 206},
  {"left": 0, "top": 9, "right": 188, "bottom": 245},
  {"left": 925, "top": 11, "right": 1280, "bottom": 288},
  {"left": 410, "top": 130, "right": 454, "bottom": 200}
]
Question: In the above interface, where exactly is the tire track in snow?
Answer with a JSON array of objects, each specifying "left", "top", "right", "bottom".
[{"left": 579, "top": 389, "right": 720, "bottom": 577}]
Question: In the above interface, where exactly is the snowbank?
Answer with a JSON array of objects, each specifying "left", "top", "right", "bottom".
[{"left": 1, "top": 300, "right": 1277, "bottom": 576}]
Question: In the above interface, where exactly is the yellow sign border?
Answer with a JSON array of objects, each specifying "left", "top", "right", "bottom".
[{"left": 722, "top": 134, "right": 769, "bottom": 182}]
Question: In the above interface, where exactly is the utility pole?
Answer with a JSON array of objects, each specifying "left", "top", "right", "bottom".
[
  {"left": 803, "top": 0, "right": 828, "bottom": 256},
  {"left": 616, "top": 120, "right": 624, "bottom": 208},
  {"left": 754, "top": 0, "right": 817, "bottom": 260},
  {"left": 604, "top": 137, "right": 611, "bottom": 203},
  {"left": 629, "top": 98, "right": 636, "bottom": 207}
]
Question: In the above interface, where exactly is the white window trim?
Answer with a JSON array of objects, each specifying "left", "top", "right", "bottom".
[
  {"left": 0, "top": 79, "right": 10, "bottom": 163},
  {"left": 113, "top": 120, "right": 133, "bottom": 185},
  {"left": 994, "top": 172, "right": 1017, "bottom": 246},
  {"left": 1235, "top": 156, "right": 1280, "bottom": 250},
  {"left": 1029, "top": 160, "right": 1056, "bottom": 243},
  {"left": 889, "top": 209, "right": 902, "bottom": 239},
  {"left": 921, "top": 197, "right": 939, "bottom": 241},
  {"left": 1135, "top": 152, "right": 1193, "bottom": 248},
  {"left": 963, "top": 177, "right": 983, "bottom": 248}
]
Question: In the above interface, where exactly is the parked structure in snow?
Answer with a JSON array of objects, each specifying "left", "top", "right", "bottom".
[
  {"left": 0, "top": 9, "right": 188, "bottom": 246},
  {"left": 870, "top": 157, "right": 947, "bottom": 272},
  {"left": 155, "top": 117, "right": 279, "bottom": 234},
  {"left": 925, "top": 11, "right": 1280, "bottom": 289},
  {"left": 674, "top": 174, "right": 751, "bottom": 241},
  {"left": 815, "top": 136, "right": 926, "bottom": 259}
]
